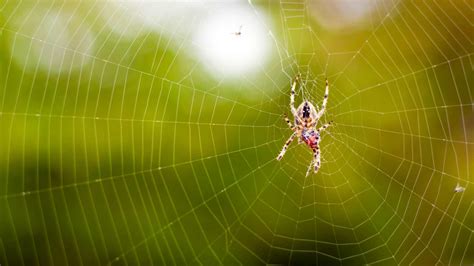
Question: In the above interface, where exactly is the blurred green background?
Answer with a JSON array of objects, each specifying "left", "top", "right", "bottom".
[{"left": 0, "top": 0, "right": 472, "bottom": 265}]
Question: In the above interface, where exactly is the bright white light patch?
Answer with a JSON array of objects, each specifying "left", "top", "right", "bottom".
[
  {"left": 192, "top": 5, "right": 271, "bottom": 77},
  {"left": 106, "top": 1, "right": 272, "bottom": 78}
]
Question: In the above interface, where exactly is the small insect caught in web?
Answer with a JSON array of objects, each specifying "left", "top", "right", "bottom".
[
  {"left": 454, "top": 183, "right": 465, "bottom": 193},
  {"left": 231, "top": 25, "right": 243, "bottom": 36}
]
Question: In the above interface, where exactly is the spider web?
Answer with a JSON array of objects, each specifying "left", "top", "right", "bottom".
[{"left": 0, "top": 0, "right": 472, "bottom": 265}]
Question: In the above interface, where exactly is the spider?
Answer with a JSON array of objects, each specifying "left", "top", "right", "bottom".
[{"left": 277, "top": 74, "right": 332, "bottom": 176}]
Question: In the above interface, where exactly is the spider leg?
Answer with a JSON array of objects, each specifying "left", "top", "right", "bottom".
[
  {"left": 317, "top": 121, "right": 333, "bottom": 133},
  {"left": 306, "top": 163, "right": 312, "bottom": 177},
  {"left": 316, "top": 79, "right": 329, "bottom": 119},
  {"left": 290, "top": 75, "right": 299, "bottom": 117},
  {"left": 314, "top": 146, "right": 321, "bottom": 174},
  {"left": 277, "top": 132, "right": 296, "bottom": 161},
  {"left": 296, "top": 127, "right": 303, "bottom": 143},
  {"left": 306, "top": 146, "right": 320, "bottom": 176},
  {"left": 283, "top": 114, "right": 294, "bottom": 130}
]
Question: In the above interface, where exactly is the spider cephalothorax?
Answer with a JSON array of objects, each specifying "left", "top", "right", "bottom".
[{"left": 277, "top": 75, "right": 332, "bottom": 176}]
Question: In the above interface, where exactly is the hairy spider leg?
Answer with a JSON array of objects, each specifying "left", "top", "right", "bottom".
[
  {"left": 283, "top": 114, "right": 295, "bottom": 130},
  {"left": 306, "top": 146, "right": 320, "bottom": 176},
  {"left": 314, "top": 146, "right": 321, "bottom": 174},
  {"left": 290, "top": 77, "right": 298, "bottom": 117},
  {"left": 316, "top": 79, "right": 329, "bottom": 119},
  {"left": 318, "top": 121, "right": 333, "bottom": 132},
  {"left": 277, "top": 132, "right": 296, "bottom": 161},
  {"left": 290, "top": 75, "right": 305, "bottom": 125},
  {"left": 297, "top": 130, "right": 303, "bottom": 144}
]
